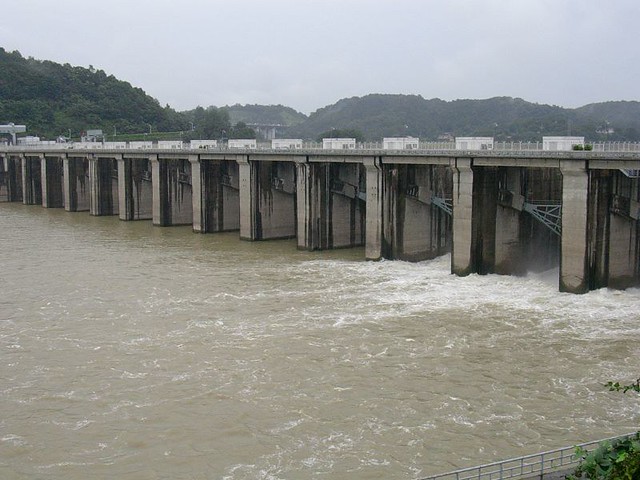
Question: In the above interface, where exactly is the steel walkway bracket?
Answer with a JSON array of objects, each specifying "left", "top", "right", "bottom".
[{"left": 523, "top": 202, "right": 562, "bottom": 236}]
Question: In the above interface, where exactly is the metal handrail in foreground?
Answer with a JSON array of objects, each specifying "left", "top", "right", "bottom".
[{"left": 421, "top": 433, "right": 638, "bottom": 480}]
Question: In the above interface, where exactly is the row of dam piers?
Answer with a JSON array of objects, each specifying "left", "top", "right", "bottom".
[{"left": 1, "top": 149, "right": 639, "bottom": 293}]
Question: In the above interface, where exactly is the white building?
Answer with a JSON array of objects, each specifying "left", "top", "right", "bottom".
[
  {"left": 0, "top": 123, "right": 27, "bottom": 144},
  {"left": 103, "top": 142, "right": 128, "bottom": 149},
  {"left": 129, "top": 141, "right": 153, "bottom": 149},
  {"left": 383, "top": 137, "right": 419, "bottom": 150},
  {"left": 16, "top": 137, "right": 62, "bottom": 148},
  {"left": 22, "top": 140, "right": 58, "bottom": 147},
  {"left": 271, "top": 139, "right": 303, "bottom": 149},
  {"left": 455, "top": 137, "right": 494, "bottom": 150},
  {"left": 190, "top": 140, "right": 218, "bottom": 149},
  {"left": 157, "top": 140, "right": 183, "bottom": 149},
  {"left": 322, "top": 138, "right": 356, "bottom": 150},
  {"left": 228, "top": 139, "right": 257, "bottom": 149},
  {"left": 542, "top": 136, "right": 585, "bottom": 151},
  {"left": 17, "top": 136, "right": 41, "bottom": 145},
  {"left": 81, "top": 129, "right": 103, "bottom": 143}
]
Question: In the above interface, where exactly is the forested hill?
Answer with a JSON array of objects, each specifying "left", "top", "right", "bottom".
[
  {"left": 0, "top": 48, "right": 188, "bottom": 138},
  {"left": 289, "top": 94, "right": 640, "bottom": 141}
]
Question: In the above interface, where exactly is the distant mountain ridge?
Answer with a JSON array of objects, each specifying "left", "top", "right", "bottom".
[
  {"left": 1, "top": 49, "right": 639, "bottom": 141},
  {"left": 289, "top": 94, "right": 640, "bottom": 141}
]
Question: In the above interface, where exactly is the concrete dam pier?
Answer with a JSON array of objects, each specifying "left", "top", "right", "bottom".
[{"left": 2, "top": 146, "right": 639, "bottom": 293}]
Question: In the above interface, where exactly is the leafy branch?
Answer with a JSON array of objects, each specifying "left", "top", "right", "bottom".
[
  {"left": 569, "top": 434, "right": 640, "bottom": 480},
  {"left": 605, "top": 378, "right": 640, "bottom": 394}
]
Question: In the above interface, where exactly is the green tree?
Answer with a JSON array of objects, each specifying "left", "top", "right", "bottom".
[
  {"left": 186, "top": 107, "right": 230, "bottom": 140},
  {"left": 228, "top": 121, "right": 256, "bottom": 139}
]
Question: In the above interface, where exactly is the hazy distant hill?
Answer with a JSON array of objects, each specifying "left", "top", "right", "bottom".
[
  {"left": 224, "top": 104, "right": 307, "bottom": 127},
  {"left": 572, "top": 101, "right": 640, "bottom": 138},
  {"left": 290, "top": 94, "right": 640, "bottom": 141},
  {"left": 0, "top": 48, "right": 188, "bottom": 138}
]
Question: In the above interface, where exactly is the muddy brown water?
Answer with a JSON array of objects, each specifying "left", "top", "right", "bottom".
[{"left": 0, "top": 203, "right": 638, "bottom": 479}]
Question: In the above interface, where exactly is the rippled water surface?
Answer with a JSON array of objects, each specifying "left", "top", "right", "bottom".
[{"left": 0, "top": 203, "right": 639, "bottom": 479}]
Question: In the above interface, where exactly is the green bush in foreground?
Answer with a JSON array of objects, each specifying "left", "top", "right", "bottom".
[
  {"left": 569, "top": 433, "right": 640, "bottom": 479},
  {"left": 568, "top": 379, "right": 639, "bottom": 479}
]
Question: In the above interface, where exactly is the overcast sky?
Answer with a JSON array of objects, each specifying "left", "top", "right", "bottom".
[{"left": 1, "top": 0, "right": 638, "bottom": 114}]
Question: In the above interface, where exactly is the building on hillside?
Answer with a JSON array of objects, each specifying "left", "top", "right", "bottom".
[
  {"left": 455, "top": 137, "right": 494, "bottom": 150},
  {"left": 81, "top": 129, "right": 103, "bottom": 143},
  {"left": 322, "top": 138, "right": 356, "bottom": 150},
  {"left": 596, "top": 126, "right": 615, "bottom": 135},
  {"left": 542, "top": 136, "right": 585, "bottom": 151},
  {"left": 383, "top": 137, "right": 419, "bottom": 150}
]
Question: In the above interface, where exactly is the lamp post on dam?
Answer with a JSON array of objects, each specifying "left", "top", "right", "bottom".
[{"left": 1, "top": 143, "right": 640, "bottom": 294}]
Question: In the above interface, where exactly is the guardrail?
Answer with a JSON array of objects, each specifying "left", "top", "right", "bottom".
[
  {"left": 420, "top": 433, "right": 637, "bottom": 480},
  {"left": 3, "top": 146, "right": 640, "bottom": 163},
  {"left": 3, "top": 141, "right": 640, "bottom": 153}
]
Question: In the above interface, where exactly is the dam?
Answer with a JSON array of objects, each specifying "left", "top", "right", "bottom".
[{"left": 1, "top": 144, "right": 640, "bottom": 293}]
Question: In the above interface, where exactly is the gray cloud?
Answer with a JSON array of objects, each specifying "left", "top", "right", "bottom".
[{"left": 1, "top": 0, "right": 638, "bottom": 113}]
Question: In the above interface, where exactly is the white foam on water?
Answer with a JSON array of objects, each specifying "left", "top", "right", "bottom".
[{"left": 1, "top": 434, "right": 28, "bottom": 447}]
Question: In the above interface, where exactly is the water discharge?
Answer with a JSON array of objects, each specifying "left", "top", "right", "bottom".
[{"left": 0, "top": 203, "right": 638, "bottom": 479}]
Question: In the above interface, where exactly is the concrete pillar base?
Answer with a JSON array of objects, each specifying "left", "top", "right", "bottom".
[
  {"left": 41, "top": 155, "right": 64, "bottom": 208},
  {"left": 64, "top": 157, "right": 90, "bottom": 212},
  {"left": 238, "top": 158, "right": 296, "bottom": 240},
  {"left": 152, "top": 156, "right": 193, "bottom": 226},
  {"left": 451, "top": 159, "right": 474, "bottom": 276},
  {"left": 364, "top": 157, "right": 383, "bottom": 260},
  {"left": 89, "top": 156, "right": 120, "bottom": 216},
  {"left": 118, "top": 158, "right": 152, "bottom": 220},
  {"left": 560, "top": 162, "right": 589, "bottom": 294},
  {"left": 21, "top": 155, "right": 43, "bottom": 205}
]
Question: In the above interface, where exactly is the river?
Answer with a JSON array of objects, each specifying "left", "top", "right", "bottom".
[{"left": 0, "top": 203, "right": 638, "bottom": 479}]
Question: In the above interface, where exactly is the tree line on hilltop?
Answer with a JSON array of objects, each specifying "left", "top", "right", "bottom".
[
  {"left": 1, "top": 48, "right": 639, "bottom": 143},
  {"left": 0, "top": 49, "right": 256, "bottom": 141}
]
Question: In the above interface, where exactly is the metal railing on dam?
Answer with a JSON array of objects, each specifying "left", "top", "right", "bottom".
[
  {"left": 420, "top": 432, "right": 638, "bottom": 480},
  {"left": 3, "top": 144, "right": 640, "bottom": 164},
  {"left": 3, "top": 140, "right": 640, "bottom": 154}
]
